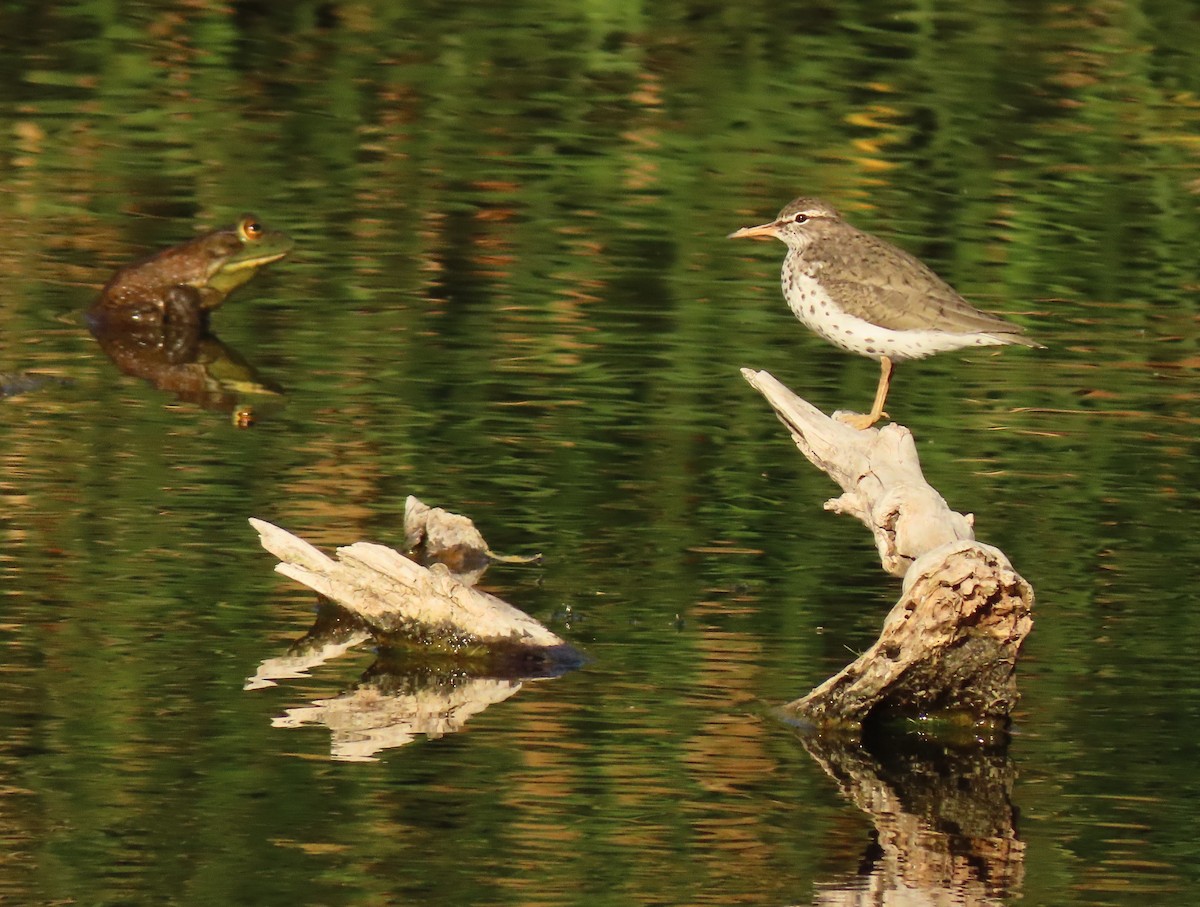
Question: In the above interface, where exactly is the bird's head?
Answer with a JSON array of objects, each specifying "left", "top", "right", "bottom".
[{"left": 728, "top": 197, "right": 841, "bottom": 250}]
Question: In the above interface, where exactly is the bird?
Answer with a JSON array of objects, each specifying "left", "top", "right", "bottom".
[{"left": 729, "top": 197, "right": 1042, "bottom": 429}]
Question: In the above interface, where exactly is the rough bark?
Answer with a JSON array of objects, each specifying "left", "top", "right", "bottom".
[{"left": 742, "top": 369, "right": 1033, "bottom": 726}]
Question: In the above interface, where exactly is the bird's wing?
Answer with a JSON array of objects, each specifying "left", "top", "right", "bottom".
[{"left": 811, "top": 232, "right": 1032, "bottom": 338}]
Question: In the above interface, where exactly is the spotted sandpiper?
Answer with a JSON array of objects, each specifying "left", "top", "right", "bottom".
[{"left": 730, "top": 197, "right": 1042, "bottom": 429}]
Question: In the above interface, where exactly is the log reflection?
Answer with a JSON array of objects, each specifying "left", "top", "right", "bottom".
[
  {"left": 248, "top": 599, "right": 577, "bottom": 762},
  {"left": 800, "top": 727, "right": 1024, "bottom": 906}
]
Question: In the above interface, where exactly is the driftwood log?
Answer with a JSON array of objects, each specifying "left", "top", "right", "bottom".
[
  {"left": 742, "top": 369, "right": 1034, "bottom": 727},
  {"left": 250, "top": 497, "right": 571, "bottom": 661}
]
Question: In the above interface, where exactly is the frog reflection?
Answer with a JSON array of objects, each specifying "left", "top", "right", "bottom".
[{"left": 89, "top": 316, "right": 284, "bottom": 416}]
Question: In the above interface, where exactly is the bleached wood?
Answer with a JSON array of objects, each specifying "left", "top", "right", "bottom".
[
  {"left": 404, "top": 495, "right": 489, "bottom": 557},
  {"left": 742, "top": 369, "right": 1033, "bottom": 724},
  {"left": 250, "top": 517, "right": 565, "bottom": 650},
  {"left": 743, "top": 369, "right": 974, "bottom": 577},
  {"left": 791, "top": 540, "right": 1032, "bottom": 723}
]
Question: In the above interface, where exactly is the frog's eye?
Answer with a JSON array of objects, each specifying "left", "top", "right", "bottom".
[{"left": 239, "top": 217, "right": 264, "bottom": 241}]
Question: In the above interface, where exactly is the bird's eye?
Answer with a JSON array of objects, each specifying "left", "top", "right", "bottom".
[{"left": 792, "top": 213, "right": 809, "bottom": 225}]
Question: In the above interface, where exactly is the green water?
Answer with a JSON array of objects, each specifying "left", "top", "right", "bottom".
[{"left": 2, "top": 2, "right": 1200, "bottom": 904}]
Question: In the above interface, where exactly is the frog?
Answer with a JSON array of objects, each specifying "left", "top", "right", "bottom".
[{"left": 89, "top": 214, "right": 293, "bottom": 327}]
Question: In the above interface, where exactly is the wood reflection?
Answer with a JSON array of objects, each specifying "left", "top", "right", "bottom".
[{"left": 803, "top": 729, "right": 1024, "bottom": 906}]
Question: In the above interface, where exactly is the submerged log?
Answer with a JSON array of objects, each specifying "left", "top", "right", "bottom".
[
  {"left": 742, "top": 369, "right": 1034, "bottom": 727},
  {"left": 250, "top": 498, "right": 570, "bottom": 659}
]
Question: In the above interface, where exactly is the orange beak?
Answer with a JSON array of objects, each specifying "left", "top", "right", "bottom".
[{"left": 727, "top": 221, "right": 780, "bottom": 240}]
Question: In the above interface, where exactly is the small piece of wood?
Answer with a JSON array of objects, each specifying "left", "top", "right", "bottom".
[
  {"left": 741, "top": 369, "right": 1033, "bottom": 725},
  {"left": 404, "top": 495, "right": 490, "bottom": 569},
  {"left": 250, "top": 515, "right": 567, "bottom": 652}
]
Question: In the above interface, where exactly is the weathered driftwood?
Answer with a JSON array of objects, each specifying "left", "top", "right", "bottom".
[
  {"left": 742, "top": 369, "right": 1033, "bottom": 726},
  {"left": 250, "top": 502, "right": 567, "bottom": 656},
  {"left": 249, "top": 501, "right": 574, "bottom": 758},
  {"left": 404, "top": 495, "right": 492, "bottom": 584},
  {"left": 403, "top": 495, "right": 540, "bottom": 586}
]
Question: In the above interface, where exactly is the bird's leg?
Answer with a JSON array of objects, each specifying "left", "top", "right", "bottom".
[{"left": 838, "top": 356, "right": 893, "bottom": 430}]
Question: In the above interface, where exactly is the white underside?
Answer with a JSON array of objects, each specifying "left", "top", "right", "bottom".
[{"left": 784, "top": 271, "right": 1010, "bottom": 362}]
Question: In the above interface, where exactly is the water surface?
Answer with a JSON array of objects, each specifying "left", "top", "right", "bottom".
[{"left": 2, "top": 2, "right": 1200, "bottom": 904}]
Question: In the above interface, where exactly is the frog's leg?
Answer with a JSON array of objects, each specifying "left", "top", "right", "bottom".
[{"left": 162, "top": 285, "right": 204, "bottom": 328}]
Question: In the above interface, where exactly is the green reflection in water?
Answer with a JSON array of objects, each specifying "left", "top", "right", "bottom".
[{"left": 0, "top": 1, "right": 1199, "bottom": 905}]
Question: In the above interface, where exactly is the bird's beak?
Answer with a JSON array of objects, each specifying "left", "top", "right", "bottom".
[{"left": 727, "top": 221, "right": 780, "bottom": 240}]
